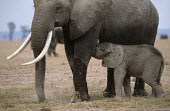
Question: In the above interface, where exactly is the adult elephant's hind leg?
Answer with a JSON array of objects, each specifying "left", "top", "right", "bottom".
[{"left": 133, "top": 78, "right": 148, "bottom": 97}]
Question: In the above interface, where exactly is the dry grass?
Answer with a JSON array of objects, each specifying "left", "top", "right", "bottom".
[
  {"left": 0, "top": 84, "right": 170, "bottom": 111},
  {"left": 0, "top": 39, "right": 170, "bottom": 111}
]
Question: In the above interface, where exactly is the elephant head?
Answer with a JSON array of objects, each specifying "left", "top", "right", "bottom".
[
  {"left": 7, "top": 0, "right": 72, "bottom": 64},
  {"left": 93, "top": 43, "right": 124, "bottom": 68},
  {"left": 7, "top": 0, "right": 111, "bottom": 65}
]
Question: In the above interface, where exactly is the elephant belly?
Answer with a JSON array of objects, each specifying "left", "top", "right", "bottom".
[
  {"left": 99, "top": 25, "right": 146, "bottom": 45},
  {"left": 127, "top": 63, "right": 144, "bottom": 78},
  {"left": 126, "top": 54, "right": 146, "bottom": 77}
]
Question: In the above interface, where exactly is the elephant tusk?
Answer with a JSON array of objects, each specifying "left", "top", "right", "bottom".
[
  {"left": 7, "top": 33, "right": 31, "bottom": 60},
  {"left": 22, "top": 31, "right": 53, "bottom": 66}
]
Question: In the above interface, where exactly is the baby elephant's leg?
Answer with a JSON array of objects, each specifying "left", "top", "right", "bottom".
[
  {"left": 151, "top": 83, "right": 165, "bottom": 98},
  {"left": 151, "top": 89, "right": 157, "bottom": 97},
  {"left": 123, "top": 75, "right": 132, "bottom": 99},
  {"left": 114, "top": 66, "right": 126, "bottom": 99},
  {"left": 142, "top": 62, "right": 165, "bottom": 98}
]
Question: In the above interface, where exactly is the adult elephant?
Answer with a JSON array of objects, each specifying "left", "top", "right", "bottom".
[{"left": 7, "top": 0, "right": 158, "bottom": 102}]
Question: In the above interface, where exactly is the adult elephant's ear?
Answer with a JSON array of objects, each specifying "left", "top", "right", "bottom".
[
  {"left": 70, "top": 0, "right": 112, "bottom": 40},
  {"left": 102, "top": 46, "right": 124, "bottom": 68}
]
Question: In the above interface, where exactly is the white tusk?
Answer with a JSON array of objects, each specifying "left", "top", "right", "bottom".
[
  {"left": 7, "top": 33, "right": 31, "bottom": 60},
  {"left": 22, "top": 31, "right": 53, "bottom": 66}
]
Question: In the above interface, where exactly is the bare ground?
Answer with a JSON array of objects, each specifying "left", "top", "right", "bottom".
[{"left": 0, "top": 39, "right": 170, "bottom": 111}]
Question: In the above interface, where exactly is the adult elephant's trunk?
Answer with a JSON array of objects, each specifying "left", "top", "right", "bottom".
[
  {"left": 7, "top": 3, "right": 56, "bottom": 102},
  {"left": 31, "top": 6, "right": 54, "bottom": 57},
  {"left": 29, "top": 7, "right": 54, "bottom": 102},
  {"left": 7, "top": 6, "right": 54, "bottom": 64}
]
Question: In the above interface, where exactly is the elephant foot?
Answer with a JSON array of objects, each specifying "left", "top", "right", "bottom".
[
  {"left": 133, "top": 89, "right": 148, "bottom": 97},
  {"left": 126, "top": 95, "right": 132, "bottom": 100},
  {"left": 151, "top": 90, "right": 157, "bottom": 98},
  {"left": 157, "top": 92, "right": 166, "bottom": 98},
  {"left": 114, "top": 96, "right": 122, "bottom": 100},
  {"left": 70, "top": 91, "right": 90, "bottom": 103},
  {"left": 103, "top": 90, "right": 115, "bottom": 98},
  {"left": 38, "top": 98, "right": 46, "bottom": 103}
]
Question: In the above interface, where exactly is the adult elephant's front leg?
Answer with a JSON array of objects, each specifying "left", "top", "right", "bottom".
[
  {"left": 70, "top": 58, "right": 90, "bottom": 102},
  {"left": 64, "top": 23, "right": 102, "bottom": 102},
  {"left": 103, "top": 68, "right": 115, "bottom": 97},
  {"left": 63, "top": 33, "right": 88, "bottom": 102}
]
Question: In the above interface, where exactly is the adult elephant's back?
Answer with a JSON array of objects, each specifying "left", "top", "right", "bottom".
[{"left": 99, "top": 0, "right": 158, "bottom": 46}]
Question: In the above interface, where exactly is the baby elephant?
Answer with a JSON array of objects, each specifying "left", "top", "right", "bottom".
[{"left": 93, "top": 43, "right": 165, "bottom": 99}]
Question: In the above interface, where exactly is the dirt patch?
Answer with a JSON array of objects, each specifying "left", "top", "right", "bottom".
[{"left": 0, "top": 39, "right": 170, "bottom": 111}]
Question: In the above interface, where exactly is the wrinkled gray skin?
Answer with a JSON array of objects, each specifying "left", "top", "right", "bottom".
[
  {"left": 31, "top": 0, "right": 158, "bottom": 102},
  {"left": 47, "top": 27, "right": 64, "bottom": 57},
  {"left": 93, "top": 43, "right": 165, "bottom": 99}
]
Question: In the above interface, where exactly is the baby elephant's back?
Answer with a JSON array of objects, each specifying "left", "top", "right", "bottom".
[
  {"left": 124, "top": 44, "right": 164, "bottom": 76},
  {"left": 124, "top": 44, "right": 163, "bottom": 60},
  {"left": 137, "top": 44, "right": 163, "bottom": 60},
  {"left": 133, "top": 44, "right": 163, "bottom": 70}
]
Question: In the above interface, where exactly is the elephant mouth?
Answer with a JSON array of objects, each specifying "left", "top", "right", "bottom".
[{"left": 7, "top": 31, "right": 53, "bottom": 66}]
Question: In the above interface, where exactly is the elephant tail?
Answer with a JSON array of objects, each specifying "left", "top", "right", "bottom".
[{"left": 156, "top": 59, "right": 164, "bottom": 85}]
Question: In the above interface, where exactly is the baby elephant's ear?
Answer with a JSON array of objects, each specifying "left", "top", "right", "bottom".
[{"left": 102, "top": 46, "right": 124, "bottom": 68}]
